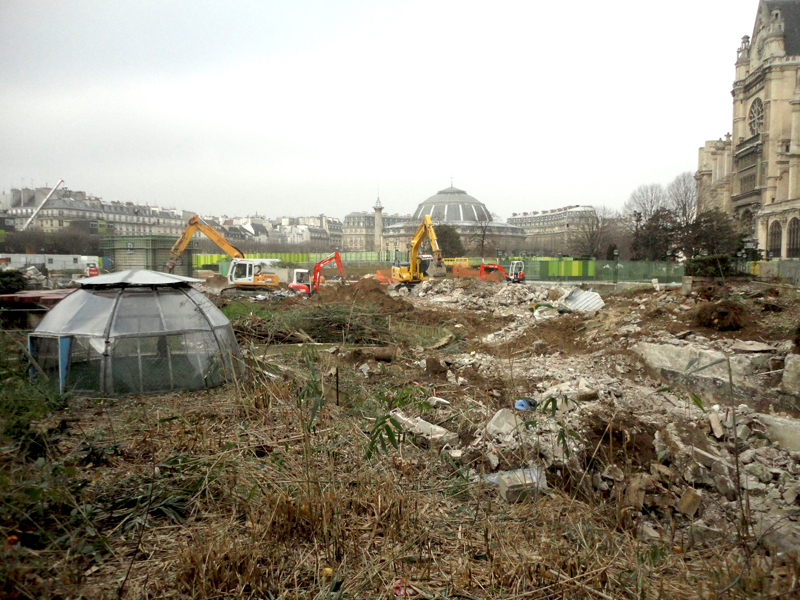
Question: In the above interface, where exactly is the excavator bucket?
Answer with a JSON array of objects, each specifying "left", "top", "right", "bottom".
[{"left": 427, "top": 260, "right": 447, "bottom": 278}]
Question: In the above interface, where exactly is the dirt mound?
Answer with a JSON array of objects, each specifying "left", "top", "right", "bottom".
[
  {"left": 312, "top": 278, "right": 412, "bottom": 313},
  {"left": 694, "top": 299, "right": 750, "bottom": 331}
]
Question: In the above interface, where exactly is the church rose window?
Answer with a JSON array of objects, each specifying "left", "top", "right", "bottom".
[{"left": 749, "top": 98, "right": 764, "bottom": 136}]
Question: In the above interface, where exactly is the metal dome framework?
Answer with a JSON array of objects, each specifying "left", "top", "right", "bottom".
[{"left": 29, "top": 270, "right": 241, "bottom": 396}]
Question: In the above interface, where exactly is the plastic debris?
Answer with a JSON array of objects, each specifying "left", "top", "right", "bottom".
[{"left": 514, "top": 398, "right": 538, "bottom": 411}]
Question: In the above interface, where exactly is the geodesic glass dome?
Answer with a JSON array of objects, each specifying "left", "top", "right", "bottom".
[{"left": 29, "top": 269, "right": 241, "bottom": 396}]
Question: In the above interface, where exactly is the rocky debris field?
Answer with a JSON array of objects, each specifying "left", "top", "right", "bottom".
[
  {"left": 355, "top": 278, "right": 800, "bottom": 556},
  {"left": 6, "top": 276, "right": 800, "bottom": 599}
]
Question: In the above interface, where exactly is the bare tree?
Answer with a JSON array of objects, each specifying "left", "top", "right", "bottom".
[
  {"left": 666, "top": 172, "right": 697, "bottom": 228},
  {"left": 623, "top": 183, "right": 667, "bottom": 221},
  {"left": 467, "top": 217, "right": 497, "bottom": 257},
  {"left": 569, "top": 206, "right": 619, "bottom": 258}
]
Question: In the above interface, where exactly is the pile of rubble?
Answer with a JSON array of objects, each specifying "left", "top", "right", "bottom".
[
  {"left": 370, "top": 279, "right": 800, "bottom": 555},
  {"left": 391, "top": 349, "right": 800, "bottom": 554}
]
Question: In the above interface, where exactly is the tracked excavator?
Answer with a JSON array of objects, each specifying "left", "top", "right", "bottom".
[
  {"left": 288, "top": 251, "right": 346, "bottom": 296},
  {"left": 166, "top": 215, "right": 280, "bottom": 288},
  {"left": 390, "top": 215, "right": 447, "bottom": 286},
  {"left": 479, "top": 260, "right": 525, "bottom": 283}
]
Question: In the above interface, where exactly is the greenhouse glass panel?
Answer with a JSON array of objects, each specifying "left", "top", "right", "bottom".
[
  {"left": 36, "top": 290, "right": 118, "bottom": 335},
  {"left": 29, "top": 336, "right": 60, "bottom": 379},
  {"left": 431, "top": 205, "right": 446, "bottom": 220},
  {"left": 213, "top": 325, "right": 240, "bottom": 375},
  {"left": 111, "top": 338, "right": 142, "bottom": 394},
  {"left": 139, "top": 336, "right": 173, "bottom": 393},
  {"left": 461, "top": 205, "right": 476, "bottom": 221},
  {"left": 157, "top": 289, "right": 210, "bottom": 331},
  {"left": 111, "top": 290, "right": 165, "bottom": 335},
  {"left": 186, "top": 289, "right": 229, "bottom": 327},
  {"left": 66, "top": 336, "right": 102, "bottom": 392}
]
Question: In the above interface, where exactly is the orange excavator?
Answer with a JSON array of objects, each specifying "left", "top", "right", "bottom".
[
  {"left": 288, "top": 251, "right": 346, "bottom": 296},
  {"left": 479, "top": 260, "right": 525, "bottom": 283},
  {"left": 166, "top": 215, "right": 279, "bottom": 288}
]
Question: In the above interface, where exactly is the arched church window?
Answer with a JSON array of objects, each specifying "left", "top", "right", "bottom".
[
  {"left": 788, "top": 218, "right": 800, "bottom": 258},
  {"left": 768, "top": 220, "right": 782, "bottom": 258},
  {"left": 749, "top": 98, "right": 764, "bottom": 136}
]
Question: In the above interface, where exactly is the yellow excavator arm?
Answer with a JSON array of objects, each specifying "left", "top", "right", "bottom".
[
  {"left": 391, "top": 215, "right": 446, "bottom": 284},
  {"left": 166, "top": 215, "right": 244, "bottom": 273}
]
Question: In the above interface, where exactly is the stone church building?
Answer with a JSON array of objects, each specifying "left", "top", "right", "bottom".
[{"left": 698, "top": 0, "right": 800, "bottom": 258}]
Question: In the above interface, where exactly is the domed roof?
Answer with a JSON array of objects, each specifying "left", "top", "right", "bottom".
[
  {"left": 31, "top": 270, "right": 241, "bottom": 396},
  {"left": 411, "top": 186, "right": 492, "bottom": 223}
]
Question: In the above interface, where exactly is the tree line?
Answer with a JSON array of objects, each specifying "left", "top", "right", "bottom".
[{"left": 569, "top": 172, "right": 744, "bottom": 263}]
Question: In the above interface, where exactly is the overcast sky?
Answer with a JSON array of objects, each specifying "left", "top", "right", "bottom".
[{"left": 0, "top": 0, "right": 760, "bottom": 220}]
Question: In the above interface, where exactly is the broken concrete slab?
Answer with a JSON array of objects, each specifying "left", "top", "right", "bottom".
[
  {"left": 486, "top": 409, "right": 521, "bottom": 438},
  {"left": 498, "top": 467, "right": 548, "bottom": 502},
  {"left": 744, "top": 461, "right": 773, "bottom": 484},
  {"left": 730, "top": 340, "right": 774, "bottom": 353},
  {"left": 633, "top": 342, "right": 757, "bottom": 390},
  {"left": 390, "top": 410, "right": 459, "bottom": 449},
  {"left": 677, "top": 488, "right": 703, "bottom": 517},
  {"left": 756, "top": 414, "right": 800, "bottom": 452},
  {"left": 624, "top": 473, "right": 657, "bottom": 509},
  {"left": 708, "top": 411, "right": 724, "bottom": 439},
  {"left": 782, "top": 354, "right": 800, "bottom": 395}
]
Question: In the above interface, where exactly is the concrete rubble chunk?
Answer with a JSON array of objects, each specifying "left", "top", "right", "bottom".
[
  {"left": 624, "top": 473, "right": 657, "bottom": 509},
  {"left": 390, "top": 410, "right": 459, "bottom": 449},
  {"left": 638, "top": 523, "right": 662, "bottom": 541},
  {"left": 735, "top": 424, "right": 751, "bottom": 440},
  {"left": 486, "top": 409, "right": 521, "bottom": 438},
  {"left": 730, "top": 340, "right": 774, "bottom": 353},
  {"left": 677, "top": 488, "right": 703, "bottom": 517},
  {"left": 757, "top": 414, "right": 800, "bottom": 452},
  {"left": 782, "top": 354, "right": 800, "bottom": 395},
  {"left": 633, "top": 342, "right": 756, "bottom": 388},
  {"left": 533, "top": 307, "right": 559, "bottom": 322},
  {"left": 602, "top": 464, "right": 625, "bottom": 481},
  {"left": 708, "top": 411, "right": 724, "bottom": 439},
  {"left": 592, "top": 472, "right": 609, "bottom": 491},
  {"left": 498, "top": 467, "right": 548, "bottom": 502},
  {"left": 739, "top": 449, "right": 757, "bottom": 464},
  {"left": 744, "top": 461, "right": 773, "bottom": 484}
]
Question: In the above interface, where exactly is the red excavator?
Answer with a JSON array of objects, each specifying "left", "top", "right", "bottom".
[
  {"left": 289, "top": 251, "right": 346, "bottom": 296},
  {"left": 479, "top": 260, "right": 525, "bottom": 283}
]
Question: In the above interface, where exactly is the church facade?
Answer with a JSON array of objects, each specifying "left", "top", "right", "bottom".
[{"left": 698, "top": 0, "right": 800, "bottom": 258}]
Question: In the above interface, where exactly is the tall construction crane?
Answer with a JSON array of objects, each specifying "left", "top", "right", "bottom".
[
  {"left": 19, "top": 180, "right": 64, "bottom": 232},
  {"left": 166, "top": 215, "right": 279, "bottom": 288}
]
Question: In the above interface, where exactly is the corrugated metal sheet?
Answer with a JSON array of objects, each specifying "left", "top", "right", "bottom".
[{"left": 562, "top": 288, "right": 605, "bottom": 312}]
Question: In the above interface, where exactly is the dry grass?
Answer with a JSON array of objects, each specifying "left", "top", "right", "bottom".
[{"left": 2, "top": 302, "right": 797, "bottom": 599}]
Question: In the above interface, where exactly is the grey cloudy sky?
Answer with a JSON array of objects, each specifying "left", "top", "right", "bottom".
[{"left": 1, "top": 0, "right": 758, "bottom": 220}]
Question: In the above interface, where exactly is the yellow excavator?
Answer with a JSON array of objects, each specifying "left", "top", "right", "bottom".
[
  {"left": 390, "top": 214, "right": 447, "bottom": 285},
  {"left": 166, "top": 215, "right": 279, "bottom": 288}
]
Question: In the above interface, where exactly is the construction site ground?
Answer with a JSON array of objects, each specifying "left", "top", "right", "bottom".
[{"left": 2, "top": 276, "right": 800, "bottom": 599}]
